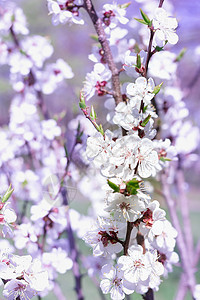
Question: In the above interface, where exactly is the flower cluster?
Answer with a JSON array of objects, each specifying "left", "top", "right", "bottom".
[{"left": 0, "top": 0, "right": 199, "bottom": 299}]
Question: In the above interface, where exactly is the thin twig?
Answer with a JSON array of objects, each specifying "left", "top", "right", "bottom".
[
  {"left": 61, "top": 188, "right": 84, "bottom": 300},
  {"left": 143, "top": 0, "right": 165, "bottom": 78},
  {"left": 83, "top": 0, "right": 122, "bottom": 105}
]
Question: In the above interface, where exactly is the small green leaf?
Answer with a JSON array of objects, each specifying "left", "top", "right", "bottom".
[
  {"left": 90, "top": 35, "right": 99, "bottom": 42},
  {"left": 155, "top": 46, "right": 164, "bottom": 52},
  {"left": 159, "top": 157, "right": 172, "bottom": 162},
  {"left": 119, "top": 2, "right": 131, "bottom": 9},
  {"left": 141, "top": 114, "right": 151, "bottom": 127},
  {"left": 107, "top": 180, "right": 120, "bottom": 193},
  {"left": 175, "top": 48, "right": 187, "bottom": 62},
  {"left": 153, "top": 82, "right": 163, "bottom": 95},
  {"left": 90, "top": 105, "right": 96, "bottom": 121},
  {"left": 143, "top": 105, "right": 148, "bottom": 113},
  {"left": 98, "top": 124, "right": 104, "bottom": 136},
  {"left": 22, "top": 180, "right": 28, "bottom": 187},
  {"left": 136, "top": 54, "right": 141, "bottom": 69},
  {"left": 79, "top": 91, "right": 87, "bottom": 109},
  {"left": 2, "top": 185, "right": 14, "bottom": 203},
  {"left": 134, "top": 18, "right": 148, "bottom": 25},
  {"left": 140, "top": 9, "right": 151, "bottom": 25},
  {"left": 20, "top": 49, "right": 27, "bottom": 56},
  {"left": 126, "top": 179, "right": 140, "bottom": 195}
]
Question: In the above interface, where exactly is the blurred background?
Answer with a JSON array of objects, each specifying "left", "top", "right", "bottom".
[{"left": 0, "top": 0, "right": 200, "bottom": 299}]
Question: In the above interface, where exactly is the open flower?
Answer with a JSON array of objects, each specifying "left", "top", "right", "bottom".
[
  {"left": 100, "top": 264, "right": 134, "bottom": 300},
  {"left": 118, "top": 245, "right": 150, "bottom": 284},
  {"left": 153, "top": 8, "right": 178, "bottom": 45},
  {"left": 83, "top": 217, "right": 125, "bottom": 258},
  {"left": 105, "top": 192, "right": 147, "bottom": 222}
]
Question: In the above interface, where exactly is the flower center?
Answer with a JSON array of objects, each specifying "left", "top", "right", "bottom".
[
  {"left": 103, "top": 10, "right": 115, "bottom": 26},
  {"left": 133, "top": 259, "right": 144, "bottom": 268},
  {"left": 95, "top": 81, "right": 107, "bottom": 96}
]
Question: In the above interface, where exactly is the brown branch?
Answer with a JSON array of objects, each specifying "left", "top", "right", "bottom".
[
  {"left": 144, "top": 29, "right": 155, "bottom": 78},
  {"left": 83, "top": 0, "right": 122, "bottom": 105},
  {"left": 142, "top": 289, "right": 154, "bottom": 300},
  {"left": 123, "top": 221, "right": 133, "bottom": 255}
]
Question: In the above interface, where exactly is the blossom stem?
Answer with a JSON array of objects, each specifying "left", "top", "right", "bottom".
[
  {"left": 158, "top": 0, "right": 165, "bottom": 7},
  {"left": 61, "top": 187, "right": 84, "bottom": 300},
  {"left": 123, "top": 221, "right": 133, "bottom": 255},
  {"left": 142, "top": 289, "right": 154, "bottom": 300},
  {"left": 143, "top": 0, "right": 165, "bottom": 78},
  {"left": 83, "top": 0, "right": 122, "bottom": 105},
  {"left": 144, "top": 29, "right": 154, "bottom": 78},
  {"left": 81, "top": 107, "right": 104, "bottom": 136}
]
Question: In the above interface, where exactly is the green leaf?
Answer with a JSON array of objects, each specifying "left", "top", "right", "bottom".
[
  {"left": 140, "top": 9, "right": 151, "bottom": 25},
  {"left": 153, "top": 82, "right": 163, "bottom": 95},
  {"left": 90, "top": 105, "right": 96, "bottom": 121},
  {"left": 126, "top": 179, "right": 140, "bottom": 195},
  {"left": 79, "top": 91, "right": 86, "bottom": 109},
  {"left": 136, "top": 54, "right": 141, "bottom": 69},
  {"left": 98, "top": 124, "right": 104, "bottom": 136},
  {"left": 19, "top": 49, "right": 27, "bottom": 56},
  {"left": 155, "top": 46, "right": 164, "bottom": 52},
  {"left": 22, "top": 180, "right": 28, "bottom": 187},
  {"left": 175, "top": 48, "right": 187, "bottom": 62},
  {"left": 141, "top": 114, "right": 151, "bottom": 127},
  {"left": 159, "top": 157, "right": 172, "bottom": 162},
  {"left": 143, "top": 105, "right": 148, "bottom": 113},
  {"left": 134, "top": 18, "right": 148, "bottom": 25},
  {"left": 90, "top": 35, "right": 99, "bottom": 42},
  {"left": 107, "top": 180, "right": 120, "bottom": 193},
  {"left": 119, "top": 2, "right": 131, "bottom": 9},
  {"left": 2, "top": 185, "right": 14, "bottom": 203}
]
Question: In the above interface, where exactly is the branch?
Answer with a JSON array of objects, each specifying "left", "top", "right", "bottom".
[
  {"left": 61, "top": 187, "right": 84, "bottom": 300},
  {"left": 123, "top": 221, "right": 133, "bottom": 255},
  {"left": 144, "top": 29, "right": 154, "bottom": 78},
  {"left": 143, "top": 0, "right": 165, "bottom": 78},
  {"left": 142, "top": 289, "right": 154, "bottom": 300},
  {"left": 83, "top": 0, "right": 122, "bottom": 105}
]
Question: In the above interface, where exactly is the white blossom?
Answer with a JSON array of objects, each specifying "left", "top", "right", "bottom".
[
  {"left": 47, "top": 0, "right": 84, "bottom": 26},
  {"left": 153, "top": 8, "right": 178, "bottom": 45},
  {"left": 83, "top": 217, "right": 125, "bottom": 258},
  {"left": 126, "top": 77, "right": 155, "bottom": 108},
  {"left": 100, "top": 264, "right": 134, "bottom": 300},
  {"left": 105, "top": 192, "right": 147, "bottom": 222}
]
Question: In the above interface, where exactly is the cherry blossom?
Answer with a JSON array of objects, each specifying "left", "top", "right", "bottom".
[
  {"left": 83, "top": 217, "right": 125, "bottom": 257},
  {"left": 153, "top": 8, "right": 179, "bottom": 45},
  {"left": 100, "top": 264, "right": 134, "bottom": 300},
  {"left": 47, "top": 0, "right": 84, "bottom": 26}
]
